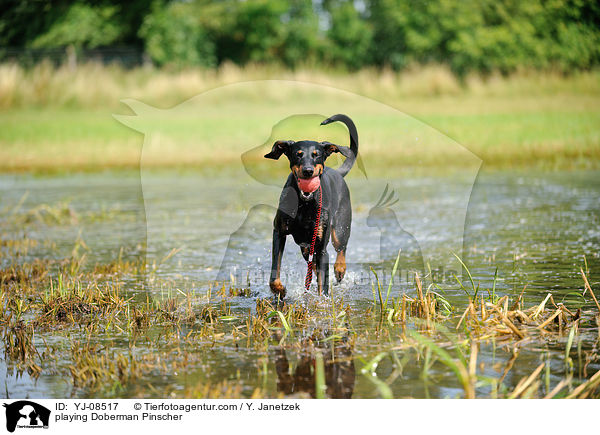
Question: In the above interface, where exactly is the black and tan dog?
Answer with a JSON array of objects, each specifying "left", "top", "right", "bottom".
[{"left": 265, "top": 114, "right": 359, "bottom": 297}]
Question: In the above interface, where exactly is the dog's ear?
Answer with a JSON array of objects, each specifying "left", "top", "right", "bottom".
[
  {"left": 265, "top": 140, "right": 294, "bottom": 160},
  {"left": 321, "top": 141, "right": 353, "bottom": 159}
]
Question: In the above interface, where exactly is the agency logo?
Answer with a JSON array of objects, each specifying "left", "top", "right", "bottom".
[
  {"left": 115, "top": 80, "right": 481, "bottom": 298},
  {"left": 3, "top": 401, "right": 50, "bottom": 433}
]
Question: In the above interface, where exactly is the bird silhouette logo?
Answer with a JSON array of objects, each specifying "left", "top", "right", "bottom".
[{"left": 367, "top": 184, "right": 425, "bottom": 280}]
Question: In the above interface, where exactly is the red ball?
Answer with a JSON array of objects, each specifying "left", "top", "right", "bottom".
[{"left": 297, "top": 176, "right": 320, "bottom": 193}]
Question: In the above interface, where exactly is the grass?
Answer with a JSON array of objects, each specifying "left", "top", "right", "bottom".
[
  {"left": 1, "top": 237, "right": 599, "bottom": 398},
  {"left": 1, "top": 62, "right": 599, "bottom": 173},
  {"left": 1, "top": 187, "right": 599, "bottom": 399}
]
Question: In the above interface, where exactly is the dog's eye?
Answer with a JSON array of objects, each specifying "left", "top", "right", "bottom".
[
  {"left": 312, "top": 151, "right": 319, "bottom": 157},
  {"left": 297, "top": 151, "right": 303, "bottom": 157}
]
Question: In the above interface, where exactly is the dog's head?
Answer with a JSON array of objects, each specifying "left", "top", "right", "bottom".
[{"left": 265, "top": 139, "right": 352, "bottom": 200}]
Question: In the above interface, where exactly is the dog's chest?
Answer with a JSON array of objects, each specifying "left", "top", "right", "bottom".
[{"left": 288, "top": 206, "right": 329, "bottom": 246}]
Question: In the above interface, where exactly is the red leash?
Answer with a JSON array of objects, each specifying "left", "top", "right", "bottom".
[{"left": 304, "top": 186, "right": 322, "bottom": 292}]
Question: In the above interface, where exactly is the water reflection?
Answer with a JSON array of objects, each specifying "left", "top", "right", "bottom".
[{"left": 274, "top": 336, "right": 355, "bottom": 398}]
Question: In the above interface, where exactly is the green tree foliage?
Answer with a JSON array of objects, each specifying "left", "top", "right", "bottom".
[
  {"left": 189, "top": 0, "right": 321, "bottom": 68},
  {"left": 447, "top": 0, "right": 600, "bottom": 74},
  {"left": 1, "top": 0, "right": 66, "bottom": 48},
  {"left": 281, "top": 0, "right": 321, "bottom": 68},
  {"left": 368, "top": 0, "right": 412, "bottom": 69},
  {"left": 139, "top": 2, "right": 216, "bottom": 68},
  {"left": 368, "top": 0, "right": 600, "bottom": 74},
  {"left": 2, "top": 0, "right": 599, "bottom": 74},
  {"left": 31, "top": 3, "right": 124, "bottom": 49},
  {"left": 231, "top": 0, "right": 288, "bottom": 63},
  {"left": 325, "top": 0, "right": 373, "bottom": 70},
  {"left": 1, "top": 1, "right": 151, "bottom": 49}
]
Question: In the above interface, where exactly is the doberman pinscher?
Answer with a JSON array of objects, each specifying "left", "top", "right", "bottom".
[{"left": 264, "top": 114, "right": 359, "bottom": 297}]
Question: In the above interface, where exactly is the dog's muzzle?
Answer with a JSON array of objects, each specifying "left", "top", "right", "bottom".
[{"left": 296, "top": 174, "right": 321, "bottom": 201}]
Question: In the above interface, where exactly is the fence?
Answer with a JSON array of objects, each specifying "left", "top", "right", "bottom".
[{"left": 0, "top": 46, "right": 146, "bottom": 68}]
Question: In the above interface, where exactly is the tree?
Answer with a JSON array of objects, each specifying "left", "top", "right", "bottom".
[
  {"left": 281, "top": 0, "right": 321, "bottom": 68},
  {"left": 31, "top": 3, "right": 124, "bottom": 49},
  {"left": 1, "top": 1, "right": 151, "bottom": 49},
  {"left": 139, "top": 2, "right": 216, "bottom": 68},
  {"left": 232, "top": 0, "right": 288, "bottom": 64},
  {"left": 325, "top": 0, "right": 373, "bottom": 70}
]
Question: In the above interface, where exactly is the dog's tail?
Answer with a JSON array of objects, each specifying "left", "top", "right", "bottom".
[{"left": 321, "top": 114, "right": 358, "bottom": 178}]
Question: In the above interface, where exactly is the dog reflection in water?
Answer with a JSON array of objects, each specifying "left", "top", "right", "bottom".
[{"left": 274, "top": 338, "right": 355, "bottom": 398}]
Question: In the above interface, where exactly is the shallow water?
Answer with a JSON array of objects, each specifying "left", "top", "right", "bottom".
[{"left": 1, "top": 169, "right": 599, "bottom": 398}]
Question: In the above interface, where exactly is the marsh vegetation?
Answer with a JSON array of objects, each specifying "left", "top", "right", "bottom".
[{"left": 1, "top": 172, "right": 598, "bottom": 399}]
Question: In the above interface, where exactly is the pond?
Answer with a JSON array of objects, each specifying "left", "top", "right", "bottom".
[{"left": 1, "top": 169, "right": 598, "bottom": 398}]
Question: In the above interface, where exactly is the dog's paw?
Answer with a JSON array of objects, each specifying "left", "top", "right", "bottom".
[
  {"left": 269, "top": 279, "right": 287, "bottom": 299},
  {"left": 334, "top": 253, "right": 346, "bottom": 282}
]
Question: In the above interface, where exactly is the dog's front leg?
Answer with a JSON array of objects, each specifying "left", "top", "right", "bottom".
[
  {"left": 315, "top": 248, "right": 330, "bottom": 296},
  {"left": 269, "top": 229, "right": 287, "bottom": 298}
]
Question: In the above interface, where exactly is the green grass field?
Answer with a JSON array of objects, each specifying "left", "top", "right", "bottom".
[{"left": 1, "top": 63, "right": 599, "bottom": 172}]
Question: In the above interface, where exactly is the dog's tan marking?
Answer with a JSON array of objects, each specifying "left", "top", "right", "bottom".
[
  {"left": 331, "top": 227, "right": 341, "bottom": 250},
  {"left": 270, "top": 279, "right": 286, "bottom": 298},
  {"left": 292, "top": 165, "right": 301, "bottom": 178},
  {"left": 334, "top": 250, "right": 346, "bottom": 282}
]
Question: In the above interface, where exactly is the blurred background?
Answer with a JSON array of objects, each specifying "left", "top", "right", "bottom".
[{"left": 1, "top": 0, "right": 599, "bottom": 171}]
